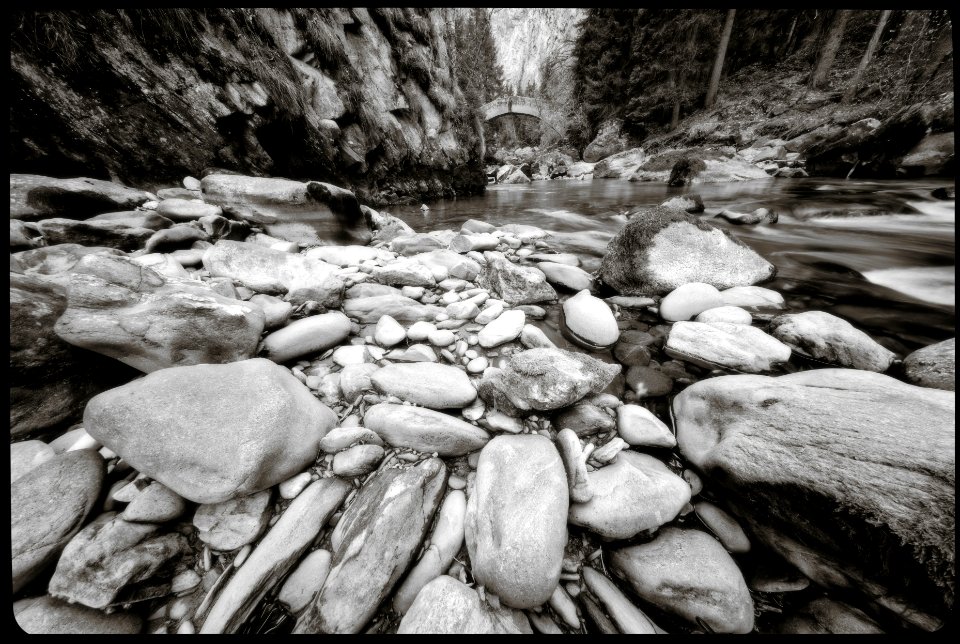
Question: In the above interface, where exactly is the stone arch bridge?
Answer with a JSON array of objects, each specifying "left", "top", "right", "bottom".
[{"left": 480, "top": 96, "right": 542, "bottom": 121}]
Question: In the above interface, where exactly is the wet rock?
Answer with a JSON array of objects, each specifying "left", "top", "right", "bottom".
[
  {"left": 10, "top": 174, "right": 151, "bottom": 221},
  {"left": 903, "top": 337, "right": 954, "bottom": 391},
  {"left": 561, "top": 289, "right": 620, "bottom": 349},
  {"left": 343, "top": 295, "right": 443, "bottom": 324},
  {"left": 260, "top": 311, "right": 352, "bottom": 363},
  {"left": 570, "top": 451, "right": 690, "bottom": 539},
  {"left": 666, "top": 321, "right": 791, "bottom": 373},
  {"left": 143, "top": 224, "right": 209, "bottom": 253},
  {"left": 130, "top": 252, "right": 190, "bottom": 278},
  {"left": 54, "top": 254, "right": 264, "bottom": 373},
  {"left": 305, "top": 245, "right": 391, "bottom": 267},
  {"left": 538, "top": 261, "right": 594, "bottom": 291},
  {"left": 372, "top": 260, "right": 436, "bottom": 288},
  {"left": 613, "top": 341, "right": 651, "bottom": 367},
  {"left": 694, "top": 501, "right": 750, "bottom": 553},
  {"left": 200, "top": 478, "right": 351, "bottom": 633},
  {"left": 660, "top": 194, "right": 705, "bottom": 213},
  {"left": 527, "top": 252, "right": 581, "bottom": 266},
  {"left": 84, "top": 358, "right": 335, "bottom": 504},
  {"left": 36, "top": 218, "right": 155, "bottom": 251},
  {"left": 478, "top": 348, "right": 621, "bottom": 416},
  {"left": 554, "top": 403, "right": 615, "bottom": 437},
  {"left": 450, "top": 232, "right": 499, "bottom": 253},
  {"left": 87, "top": 210, "right": 172, "bottom": 230},
  {"left": 466, "top": 435, "right": 568, "bottom": 609},
  {"left": 714, "top": 208, "right": 778, "bottom": 225},
  {"left": 48, "top": 512, "right": 189, "bottom": 609},
  {"left": 478, "top": 251, "right": 557, "bottom": 305},
  {"left": 371, "top": 363, "right": 476, "bottom": 409},
  {"left": 279, "top": 549, "right": 332, "bottom": 614},
  {"left": 610, "top": 527, "right": 754, "bottom": 634},
  {"left": 13, "top": 595, "right": 142, "bottom": 634},
  {"left": 193, "top": 490, "right": 273, "bottom": 551},
  {"left": 10, "top": 439, "right": 56, "bottom": 483},
  {"left": 695, "top": 305, "right": 752, "bottom": 325},
  {"left": 769, "top": 311, "right": 896, "bottom": 372},
  {"left": 294, "top": 458, "right": 447, "bottom": 633},
  {"left": 659, "top": 282, "right": 723, "bottom": 322},
  {"left": 519, "top": 324, "right": 556, "bottom": 349},
  {"left": 364, "top": 403, "right": 490, "bottom": 456},
  {"left": 478, "top": 309, "right": 525, "bottom": 348},
  {"left": 616, "top": 404, "right": 676, "bottom": 448},
  {"left": 121, "top": 481, "right": 186, "bottom": 523},
  {"left": 599, "top": 206, "right": 775, "bottom": 295},
  {"left": 605, "top": 295, "right": 656, "bottom": 309},
  {"left": 516, "top": 304, "right": 547, "bottom": 319},
  {"left": 674, "top": 369, "right": 954, "bottom": 628},
  {"left": 775, "top": 597, "right": 884, "bottom": 634},
  {"left": 898, "top": 131, "right": 954, "bottom": 177},
  {"left": 718, "top": 285, "right": 785, "bottom": 309},
  {"left": 625, "top": 365, "right": 674, "bottom": 398},
  {"left": 202, "top": 240, "right": 345, "bottom": 307},
  {"left": 12, "top": 450, "right": 104, "bottom": 593},
  {"left": 393, "top": 490, "right": 468, "bottom": 614},
  {"left": 156, "top": 198, "right": 222, "bottom": 221},
  {"left": 582, "top": 567, "right": 658, "bottom": 634},
  {"left": 10, "top": 220, "right": 44, "bottom": 249},
  {"left": 398, "top": 576, "right": 532, "bottom": 634},
  {"left": 332, "top": 444, "right": 385, "bottom": 477}
]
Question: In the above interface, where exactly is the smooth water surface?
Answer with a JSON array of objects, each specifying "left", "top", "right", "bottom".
[{"left": 381, "top": 177, "right": 954, "bottom": 354}]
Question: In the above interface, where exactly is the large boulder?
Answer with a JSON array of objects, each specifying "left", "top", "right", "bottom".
[
  {"left": 610, "top": 527, "right": 755, "bottom": 634},
  {"left": 466, "top": 435, "right": 568, "bottom": 608},
  {"left": 12, "top": 450, "right": 104, "bottom": 593},
  {"left": 569, "top": 451, "right": 690, "bottom": 540},
  {"left": 10, "top": 174, "right": 151, "bottom": 221},
  {"left": 769, "top": 311, "right": 897, "bottom": 371},
  {"left": 294, "top": 458, "right": 447, "bottom": 633},
  {"left": 202, "top": 240, "right": 345, "bottom": 306},
  {"left": 673, "top": 369, "right": 955, "bottom": 629},
  {"left": 903, "top": 337, "right": 954, "bottom": 391},
  {"left": 14, "top": 596, "right": 142, "bottom": 634},
  {"left": 364, "top": 403, "right": 490, "bottom": 456},
  {"left": 398, "top": 576, "right": 532, "bottom": 634},
  {"left": 370, "top": 363, "right": 477, "bottom": 409},
  {"left": 898, "top": 131, "right": 954, "bottom": 176},
  {"left": 583, "top": 119, "right": 630, "bottom": 163},
  {"left": 84, "top": 358, "right": 336, "bottom": 504},
  {"left": 47, "top": 512, "right": 189, "bottom": 609},
  {"left": 54, "top": 253, "right": 264, "bottom": 373},
  {"left": 478, "top": 251, "right": 557, "bottom": 306},
  {"left": 35, "top": 218, "right": 155, "bottom": 251},
  {"left": 598, "top": 206, "right": 775, "bottom": 295},
  {"left": 10, "top": 272, "right": 131, "bottom": 437},
  {"left": 477, "top": 348, "right": 621, "bottom": 416},
  {"left": 665, "top": 321, "right": 792, "bottom": 373}
]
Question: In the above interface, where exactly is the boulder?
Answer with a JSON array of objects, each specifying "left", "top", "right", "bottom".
[
  {"left": 35, "top": 218, "right": 155, "bottom": 251},
  {"left": 775, "top": 597, "right": 884, "bottom": 634},
  {"left": 501, "top": 167, "right": 531, "bottom": 184},
  {"left": 364, "top": 403, "right": 490, "bottom": 456},
  {"left": 372, "top": 260, "right": 436, "bottom": 287},
  {"left": 592, "top": 147, "right": 646, "bottom": 179},
  {"left": 84, "top": 358, "right": 336, "bottom": 504},
  {"left": 371, "top": 363, "right": 476, "bottom": 409},
  {"left": 48, "top": 512, "right": 189, "bottom": 609},
  {"left": 478, "top": 251, "right": 557, "bottom": 306},
  {"left": 561, "top": 290, "right": 620, "bottom": 350},
  {"left": 898, "top": 131, "right": 954, "bottom": 177},
  {"left": 537, "top": 262, "right": 594, "bottom": 291},
  {"left": 14, "top": 244, "right": 125, "bottom": 280},
  {"left": 363, "top": 206, "right": 415, "bottom": 244},
  {"left": 202, "top": 240, "right": 345, "bottom": 307},
  {"left": 193, "top": 490, "right": 273, "bottom": 551},
  {"left": 143, "top": 224, "right": 209, "bottom": 253},
  {"left": 260, "top": 312, "right": 352, "bottom": 363},
  {"left": 769, "top": 311, "right": 897, "bottom": 371},
  {"left": 156, "top": 198, "right": 222, "bottom": 221},
  {"left": 660, "top": 194, "right": 705, "bottom": 213},
  {"left": 13, "top": 596, "right": 142, "bottom": 634},
  {"left": 10, "top": 220, "right": 44, "bottom": 249},
  {"left": 598, "top": 206, "right": 775, "bottom": 295},
  {"left": 398, "top": 576, "right": 531, "bottom": 634},
  {"left": 674, "top": 369, "right": 955, "bottom": 628},
  {"left": 294, "top": 458, "right": 447, "bottom": 633},
  {"left": 10, "top": 174, "right": 151, "bottom": 221},
  {"left": 610, "top": 527, "right": 755, "bottom": 634},
  {"left": 465, "top": 435, "right": 568, "bottom": 608},
  {"left": 477, "top": 309, "right": 525, "bottom": 348},
  {"left": 569, "top": 451, "right": 690, "bottom": 539},
  {"left": 659, "top": 282, "right": 723, "bottom": 321},
  {"left": 477, "top": 348, "right": 621, "bottom": 416},
  {"left": 12, "top": 450, "right": 104, "bottom": 593},
  {"left": 54, "top": 254, "right": 264, "bottom": 373},
  {"left": 903, "top": 337, "right": 955, "bottom": 391},
  {"left": 583, "top": 119, "right": 631, "bottom": 163},
  {"left": 390, "top": 233, "right": 445, "bottom": 256},
  {"left": 10, "top": 440, "right": 56, "bottom": 483},
  {"left": 665, "top": 321, "right": 791, "bottom": 373}
]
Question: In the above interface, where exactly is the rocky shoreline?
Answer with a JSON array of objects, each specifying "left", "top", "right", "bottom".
[{"left": 9, "top": 171, "right": 955, "bottom": 634}]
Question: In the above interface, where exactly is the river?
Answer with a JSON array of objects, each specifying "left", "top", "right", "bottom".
[{"left": 380, "top": 177, "right": 955, "bottom": 355}]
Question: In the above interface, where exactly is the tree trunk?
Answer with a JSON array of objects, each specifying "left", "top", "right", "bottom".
[
  {"left": 842, "top": 10, "right": 891, "bottom": 103},
  {"left": 781, "top": 15, "right": 798, "bottom": 57},
  {"left": 915, "top": 20, "right": 953, "bottom": 89},
  {"left": 705, "top": 9, "right": 736, "bottom": 108},
  {"left": 669, "top": 69, "right": 680, "bottom": 131},
  {"left": 808, "top": 9, "right": 851, "bottom": 89}
]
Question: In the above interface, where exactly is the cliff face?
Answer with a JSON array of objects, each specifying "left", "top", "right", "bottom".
[
  {"left": 10, "top": 9, "right": 485, "bottom": 205},
  {"left": 488, "top": 9, "right": 584, "bottom": 92}
]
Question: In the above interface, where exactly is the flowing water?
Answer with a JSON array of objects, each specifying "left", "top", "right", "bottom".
[{"left": 381, "top": 177, "right": 955, "bottom": 355}]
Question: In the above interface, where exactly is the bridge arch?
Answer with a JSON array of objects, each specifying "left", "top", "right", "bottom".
[{"left": 480, "top": 95, "right": 542, "bottom": 121}]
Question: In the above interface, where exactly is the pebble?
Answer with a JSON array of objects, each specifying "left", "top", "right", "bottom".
[
  {"left": 467, "top": 357, "right": 489, "bottom": 374},
  {"left": 428, "top": 329, "right": 456, "bottom": 347},
  {"left": 171, "top": 569, "right": 202, "bottom": 594},
  {"left": 374, "top": 315, "right": 406, "bottom": 347},
  {"left": 406, "top": 321, "right": 436, "bottom": 342},
  {"left": 448, "top": 475, "right": 466, "bottom": 490},
  {"left": 279, "top": 472, "right": 313, "bottom": 500}
]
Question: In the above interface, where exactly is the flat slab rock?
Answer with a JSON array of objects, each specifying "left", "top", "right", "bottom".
[
  {"left": 364, "top": 403, "right": 490, "bottom": 456},
  {"left": 673, "top": 368, "right": 955, "bottom": 628},
  {"left": 665, "top": 320, "right": 791, "bottom": 373},
  {"left": 370, "top": 363, "right": 477, "bottom": 409},
  {"left": 769, "top": 310, "right": 896, "bottom": 372},
  {"left": 14, "top": 595, "right": 142, "bottom": 634},
  {"left": 10, "top": 174, "right": 151, "bottom": 221}
]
